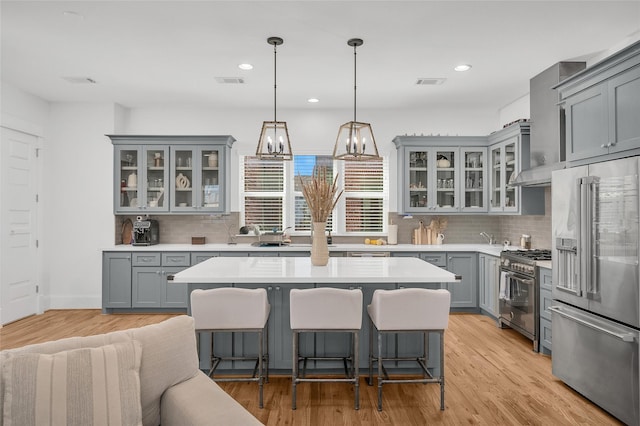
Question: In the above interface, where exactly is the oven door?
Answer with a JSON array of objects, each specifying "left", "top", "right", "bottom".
[{"left": 499, "top": 270, "right": 536, "bottom": 339}]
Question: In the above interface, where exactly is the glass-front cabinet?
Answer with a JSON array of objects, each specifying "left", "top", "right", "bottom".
[
  {"left": 170, "top": 147, "right": 223, "bottom": 212},
  {"left": 110, "top": 135, "right": 235, "bottom": 214},
  {"left": 461, "top": 148, "right": 487, "bottom": 211},
  {"left": 487, "top": 123, "right": 544, "bottom": 215},
  {"left": 394, "top": 136, "right": 488, "bottom": 214},
  {"left": 115, "top": 145, "right": 170, "bottom": 213},
  {"left": 489, "top": 139, "right": 518, "bottom": 213}
]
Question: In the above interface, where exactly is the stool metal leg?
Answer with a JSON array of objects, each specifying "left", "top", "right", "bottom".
[
  {"left": 292, "top": 330, "right": 298, "bottom": 410},
  {"left": 423, "top": 331, "right": 429, "bottom": 380},
  {"left": 258, "top": 329, "right": 264, "bottom": 409},
  {"left": 368, "top": 317, "right": 374, "bottom": 386},
  {"left": 440, "top": 330, "right": 445, "bottom": 411},
  {"left": 377, "top": 330, "right": 383, "bottom": 411},
  {"left": 354, "top": 331, "right": 360, "bottom": 410}
]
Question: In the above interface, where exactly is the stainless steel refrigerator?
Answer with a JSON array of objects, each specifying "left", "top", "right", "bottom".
[{"left": 551, "top": 156, "right": 639, "bottom": 425}]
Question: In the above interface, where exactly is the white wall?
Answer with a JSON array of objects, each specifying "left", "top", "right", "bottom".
[
  {"left": 43, "top": 103, "right": 121, "bottom": 308},
  {"left": 125, "top": 105, "right": 499, "bottom": 212},
  {"left": 1, "top": 81, "right": 522, "bottom": 310}
]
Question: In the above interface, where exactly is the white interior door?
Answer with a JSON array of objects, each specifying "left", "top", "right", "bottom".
[{"left": 1, "top": 127, "right": 38, "bottom": 325}]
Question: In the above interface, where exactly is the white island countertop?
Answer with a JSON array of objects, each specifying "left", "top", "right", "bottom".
[
  {"left": 170, "top": 256, "right": 459, "bottom": 284},
  {"left": 105, "top": 243, "right": 508, "bottom": 257}
]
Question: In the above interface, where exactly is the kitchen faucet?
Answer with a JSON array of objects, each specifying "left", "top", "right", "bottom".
[{"left": 480, "top": 232, "right": 496, "bottom": 244}]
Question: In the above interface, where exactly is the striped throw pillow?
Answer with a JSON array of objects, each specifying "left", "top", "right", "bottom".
[{"left": 2, "top": 340, "right": 142, "bottom": 426}]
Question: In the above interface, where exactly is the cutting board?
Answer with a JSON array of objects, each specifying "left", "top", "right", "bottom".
[{"left": 121, "top": 218, "right": 133, "bottom": 244}]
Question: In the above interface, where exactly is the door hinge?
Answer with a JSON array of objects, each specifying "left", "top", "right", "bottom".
[
  {"left": 36, "top": 285, "right": 39, "bottom": 293},
  {"left": 36, "top": 148, "right": 40, "bottom": 158},
  {"left": 36, "top": 194, "right": 39, "bottom": 202},
  {"left": 36, "top": 240, "right": 39, "bottom": 248}
]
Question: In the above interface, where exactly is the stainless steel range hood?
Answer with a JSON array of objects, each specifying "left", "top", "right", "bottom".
[
  {"left": 510, "top": 161, "right": 565, "bottom": 186},
  {"left": 510, "top": 62, "right": 586, "bottom": 187}
]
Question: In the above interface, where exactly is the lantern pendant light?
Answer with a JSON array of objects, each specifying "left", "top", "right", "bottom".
[
  {"left": 333, "top": 38, "right": 380, "bottom": 161},
  {"left": 257, "top": 36, "right": 293, "bottom": 160}
]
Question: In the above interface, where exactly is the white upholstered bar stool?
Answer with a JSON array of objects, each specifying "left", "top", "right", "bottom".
[
  {"left": 190, "top": 287, "right": 270, "bottom": 408},
  {"left": 367, "top": 288, "right": 451, "bottom": 411},
  {"left": 290, "top": 287, "right": 363, "bottom": 410}
]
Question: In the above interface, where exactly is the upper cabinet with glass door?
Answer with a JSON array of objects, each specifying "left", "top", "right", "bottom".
[
  {"left": 171, "top": 146, "right": 224, "bottom": 213},
  {"left": 394, "top": 136, "right": 488, "bottom": 214},
  {"left": 114, "top": 145, "right": 169, "bottom": 213},
  {"left": 109, "top": 135, "right": 235, "bottom": 214},
  {"left": 487, "top": 123, "right": 544, "bottom": 215}
]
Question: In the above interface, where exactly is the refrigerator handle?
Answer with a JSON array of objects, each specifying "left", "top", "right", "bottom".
[
  {"left": 549, "top": 306, "right": 636, "bottom": 342},
  {"left": 580, "top": 176, "right": 598, "bottom": 298},
  {"left": 583, "top": 176, "right": 600, "bottom": 299}
]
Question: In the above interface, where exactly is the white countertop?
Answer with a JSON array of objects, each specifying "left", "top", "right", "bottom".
[
  {"left": 170, "top": 256, "right": 459, "bottom": 284},
  {"left": 104, "top": 243, "right": 507, "bottom": 257}
]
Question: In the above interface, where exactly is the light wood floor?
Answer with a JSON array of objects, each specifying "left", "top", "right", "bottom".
[{"left": 1, "top": 310, "right": 621, "bottom": 425}]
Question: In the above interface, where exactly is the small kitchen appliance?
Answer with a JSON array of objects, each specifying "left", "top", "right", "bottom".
[{"left": 132, "top": 217, "right": 160, "bottom": 246}]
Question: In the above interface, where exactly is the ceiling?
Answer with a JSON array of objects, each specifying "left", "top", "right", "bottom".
[{"left": 2, "top": 1, "right": 640, "bottom": 113}]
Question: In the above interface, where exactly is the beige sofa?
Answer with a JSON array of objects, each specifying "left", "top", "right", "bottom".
[{"left": 0, "top": 315, "right": 263, "bottom": 426}]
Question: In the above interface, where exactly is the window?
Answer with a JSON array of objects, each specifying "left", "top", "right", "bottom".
[{"left": 241, "top": 155, "right": 388, "bottom": 235}]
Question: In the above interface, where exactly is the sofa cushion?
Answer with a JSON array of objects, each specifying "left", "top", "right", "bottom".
[
  {"left": 0, "top": 315, "right": 199, "bottom": 426},
  {"left": 2, "top": 340, "right": 142, "bottom": 426},
  {"left": 127, "top": 315, "right": 199, "bottom": 426}
]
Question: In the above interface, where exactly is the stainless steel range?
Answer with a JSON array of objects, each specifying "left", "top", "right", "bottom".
[{"left": 498, "top": 249, "right": 551, "bottom": 351}]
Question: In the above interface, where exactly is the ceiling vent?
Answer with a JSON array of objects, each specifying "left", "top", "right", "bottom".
[
  {"left": 215, "top": 77, "right": 245, "bottom": 84},
  {"left": 62, "top": 77, "right": 97, "bottom": 84},
  {"left": 416, "top": 78, "right": 446, "bottom": 85}
]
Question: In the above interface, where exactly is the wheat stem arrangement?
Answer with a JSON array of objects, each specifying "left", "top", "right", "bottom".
[{"left": 299, "top": 167, "right": 343, "bottom": 223}]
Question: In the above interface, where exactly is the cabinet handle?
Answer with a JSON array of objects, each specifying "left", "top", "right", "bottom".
[
  {"left": 156, "top": 271, "right": 161, "bottom": 275},
  {"left": 610, "top": 142, "right": 616, "bottom": 147},
  {"left": 448, "top": 257, "right": 453, "bottom": 261},
  {"left": 267, "top": 286, "right": 273, "bottom": 291},
  {"left": 600, "top": 143, "right": 607, "bottom": 148},
  {"left": 275, "top": 286, "right": 281, "bottom": 291}
]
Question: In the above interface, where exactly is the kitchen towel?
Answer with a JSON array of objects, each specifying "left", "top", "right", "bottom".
[{"left": 499, "top": 271, "right": 510, "bottom": 299}]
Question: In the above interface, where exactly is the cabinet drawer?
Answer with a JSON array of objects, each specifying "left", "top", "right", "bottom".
[
  {"left": 191, "top": 252, "right": 219, "bottom": 265},
  {"left": 162, "top": 252, "right": 190, "bottom": 266},
  {"left": 540, "top": 268, "right": 552, "bottom": 292},
  {"left": 132, "top": 253, "right": 161, "bottom": 266},
  {"left": 420, "top": 253, "right": 447, "bottom": 267},
  {"left": 540, "top": 288, "right": 553, "bottom": 321}
]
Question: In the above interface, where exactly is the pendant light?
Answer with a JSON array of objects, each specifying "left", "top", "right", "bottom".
[
  {"left": 333, "top": 38, "right": 380, "bottom": 161},
  {"left": 257, "top": 36, "right": 293, "bottom": 160}
]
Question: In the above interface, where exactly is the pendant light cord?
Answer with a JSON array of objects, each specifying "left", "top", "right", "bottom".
[
  {"left": 353, "top": 43, "right": 357, "bottom": 123},
  {"left": 273, "top": 42, "right": 278, "bottom": 123}
]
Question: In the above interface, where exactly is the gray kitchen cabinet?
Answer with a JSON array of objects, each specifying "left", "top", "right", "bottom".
[
  {"left": 557, "top": 41, "right": 640, "bottom": 163},
  {"left": 113, "top": 145, "right": 170, "bottom": 214},
  {"left": 488, "top": 123, "right": 544, "bottom": 215},
  {"left": 539, "top": 267, "right": 553, "bottom": 355},
  {"left": 420, "top": 252, "right": 447, "bottom": 267},
  {"left": 478, "top": 254, "right": 499, "bottom": 318},
  {"left": 170, "top": 145, "right": 227, "bottom": 213},
  {"left": 191, "top": 252, "right": 219, "bottom": 264},
  {"left": 109, "top": 135, "right": 235, "bottom": 214},
  {"left": 393, "top": 136, "right": 488, "bottom": 214},
  {"left": 131, "top": 252, "right": 189, "bottom": 308},
  {"left": 445, "top": 252, "right": 477, "bottom": 309},
  {"left": 102, "top": 252, "right": 132, "bottom": 309}
]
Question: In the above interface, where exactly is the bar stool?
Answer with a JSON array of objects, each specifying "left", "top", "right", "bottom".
[
  {"left": 367, "top": 288, "right": 451, "bottom": 411},
  {"left": 190, "top": 287, "right": 270, "bottom": 408},
  {"left": 290, "top": 287, "right": 363, "bottom": 410}
]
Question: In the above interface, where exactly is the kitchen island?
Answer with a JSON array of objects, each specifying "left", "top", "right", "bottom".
[{"left": 171, "top": 256, "right": 459, "bottom": 373}]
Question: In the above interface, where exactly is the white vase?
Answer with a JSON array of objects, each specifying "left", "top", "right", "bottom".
[
  {"left": 310, "top": 222, "right": 329, "bottom": 266},
  {"left": 208, "top": 152, "right": 218, "bottom": 168}
]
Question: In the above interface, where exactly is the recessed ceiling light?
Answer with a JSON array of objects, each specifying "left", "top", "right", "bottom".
[
  {"left": 62, "top": 11, "right": 84, "bottom": 20},
  {"left": 238, "top": 63, "right": 253, "bottom": 70},
  {"left": 454, "top": 64, "right": 472, "bottom": 72},
  {"left": 307, "top": 98, "right": 319, "bottom": 103}
]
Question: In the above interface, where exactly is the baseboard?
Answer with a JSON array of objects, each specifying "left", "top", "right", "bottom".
[{"left": 48, "top": 295, "right": 101, "bottom": 309}]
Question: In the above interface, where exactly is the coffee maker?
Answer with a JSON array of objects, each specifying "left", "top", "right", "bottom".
[{"left": 132, "top": 216, "right": 160, "bottom": 246}]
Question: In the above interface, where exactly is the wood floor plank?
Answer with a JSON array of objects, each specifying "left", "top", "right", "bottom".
[{"left": 0, "top": 310, "right": 622, "bottom": 425}]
